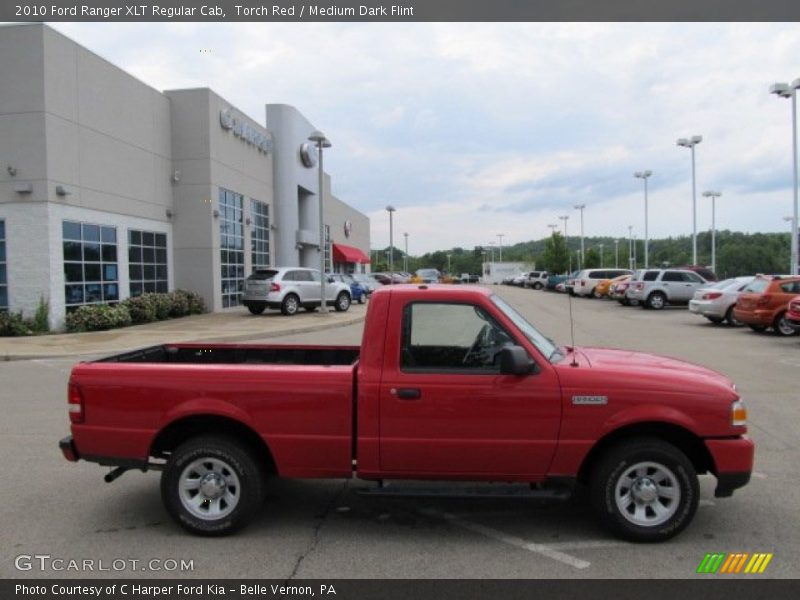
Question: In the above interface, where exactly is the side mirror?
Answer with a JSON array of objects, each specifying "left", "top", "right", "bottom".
[{"left": 499, "top": 346, "right": 535, "bottom": 376}]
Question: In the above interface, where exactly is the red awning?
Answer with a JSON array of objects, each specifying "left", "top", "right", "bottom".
[{"left": 333, "top": 243, "right": 371, "bottom": 264}]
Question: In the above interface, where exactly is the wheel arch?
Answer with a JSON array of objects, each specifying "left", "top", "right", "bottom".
[
  {"left": 576, "top": 421, "right": 713, "bottom": 485},
  {"left": 151, "top": 414, "right": 277, "bottom": 476}
]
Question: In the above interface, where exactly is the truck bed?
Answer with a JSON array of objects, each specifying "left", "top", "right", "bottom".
[{"left": 96, "top": 343, "right": 360, "bottom": 366}]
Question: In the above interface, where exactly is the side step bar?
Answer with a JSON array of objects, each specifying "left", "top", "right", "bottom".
[{"left": 356, "top": 482, "right": 572, "bottom": 501}]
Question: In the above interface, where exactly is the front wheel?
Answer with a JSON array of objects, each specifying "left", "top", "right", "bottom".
[
  {"left": 533, "top": 282, "right": 543, "bottom": 290},
  {"left": 773, "top": 312, "right": 797, "bottom": 336},
  {"left": 161, "top": 435, "right": 266, "bottom": 536},
  {"left": 590, "top": 438, "right": 699, "bottom": 542},
  {"left": 335, "top": 292, "right": 351, "bottom": 312}
]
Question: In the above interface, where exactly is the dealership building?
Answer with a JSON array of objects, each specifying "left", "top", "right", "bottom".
[{"left": 0, "top": 24, "right": 371, "bottom": 328}]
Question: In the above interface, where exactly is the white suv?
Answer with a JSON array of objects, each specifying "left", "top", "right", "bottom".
[
  {"left": 573, "top": 269, "right": 633, "bottom": 298},
  {"left": 242, "top": 267, "right": 351, "bottom": 316}
]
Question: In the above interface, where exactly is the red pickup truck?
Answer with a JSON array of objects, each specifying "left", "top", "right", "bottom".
[{"left": 59, "top": 285, "right": 753, "bottom": 542}]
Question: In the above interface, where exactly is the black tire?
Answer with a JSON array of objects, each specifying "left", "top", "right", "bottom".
[
  {"left": 334, "top": 291, "right": 351, "bottom": 312},
  {"left": 773, "top": 312, "right": 797, "bottom": 337},
  {"left": 247, "top": 304, "right": 265, "bottom": 315},
  {"left": 358, "top": 294, "right": 366, "bottom": 304},
  {"left": 706, "top": 316, "right": 724, "bottom": 325},
  {"left": 280, "top": 294, "right": 300, "bottom": 316},
  {"left": 749, "top": 324, "right": 767, "bottom": 333},
  {"left": 161, "top": 435, "right": 266, "bottom": 536},
  {"left": 591, "top": 288, "right": 603, "bottom": 299},
  {"left": 533, "top": 282, "right": 543, "bottom": 290},
  {"left": 590, "top": 437, "right": 699, "bottom": 543},
  {"left": 646, "top": 292, "right": 667, "bottom": 310},
  {"left": 725, "top": 305, "right": 741, "bottom": 327}
]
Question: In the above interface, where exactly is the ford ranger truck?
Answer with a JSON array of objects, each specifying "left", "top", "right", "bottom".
[{"left": 59, "top": 285, "right": 753, "bottom": 542}]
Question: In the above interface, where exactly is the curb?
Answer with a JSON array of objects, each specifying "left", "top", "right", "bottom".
[{"left": 1, "top": 312, "right": 366, "bottom": 362}]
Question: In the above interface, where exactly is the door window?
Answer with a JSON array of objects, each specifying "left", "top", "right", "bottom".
[
  {"left": 400, "top": 303, "right": 515, "bottom": 373},
  {"left": 661, "top": 271, "right": 683, "bottom": 282}
]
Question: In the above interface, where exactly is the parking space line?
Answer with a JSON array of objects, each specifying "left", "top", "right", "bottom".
[
  {"left": 752, "top": 471, "right": 767, "bottom": 479},
  {"left": 699, "top": 499, "right": 716, "bottom": 507},
  {"left": 422, "top": 509, "right": 590, "bottom": 569},
  {"left": 547, "top": 540, "right": 627, "bottom": 550}
]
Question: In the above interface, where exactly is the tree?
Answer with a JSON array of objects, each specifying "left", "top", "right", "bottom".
[
  {"left": 541, "top": 232, "right": 569, "bottom": 274},
  {"left": 584, "top": 247, "right": 600, "bottom": 269}
]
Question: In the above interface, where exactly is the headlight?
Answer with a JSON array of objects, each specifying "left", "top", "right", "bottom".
[{"left": 731, "top": 399, "right": 747, "bottom": 427}]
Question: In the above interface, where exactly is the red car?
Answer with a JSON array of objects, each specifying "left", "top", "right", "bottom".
[
  {"left": 787, "top": 295, "right": 800, "bottom": 332},
  {"left": 733, "top": 275, "right": 800, "bottom": 336},
  {"left": 60, "top": 286, "right": 753, "bottom": 542}
]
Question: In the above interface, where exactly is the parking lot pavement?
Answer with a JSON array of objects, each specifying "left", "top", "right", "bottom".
[{"left": 2, "top": 285, "right": 797, "bottom": 579}]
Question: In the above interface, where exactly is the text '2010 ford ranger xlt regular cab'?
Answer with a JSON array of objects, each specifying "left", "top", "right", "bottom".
[{"left": 59, "top": 285, "right": 753, "bottom": 542}]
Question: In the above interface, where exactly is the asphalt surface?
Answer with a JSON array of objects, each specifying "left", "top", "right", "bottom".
[{"left": 2, "top": 285, "right": 797, "bottom": 579}]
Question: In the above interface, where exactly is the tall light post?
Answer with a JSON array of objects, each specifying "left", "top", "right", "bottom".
[
  {"left": 677, "top": 135, "right": 703, "bottom": 265},
  {"left": 614, "top": 239, "right": 620, "bottom": 268},
  {"left": 634, "top": 170, "right": 653, "bottom": 268},
  {"left": 497, "top": 233, "right": 505, "bottom": 262},
  {"left": 785, "top": 216, "right": 796, "bottom": 273},
  {"left": 702, "top": 191, "right": 722, "bottom": 274},
  {"left": 598, "top": 243, "right": 604, "bottom": 267},
  {"left": 628, "top": 225, "right": 634, "bottom": 270},
  {"left": 547, "top": 223, "right": 558, "bottom": 236},
  {"left": 573, "top": 203, "right": 586, "bottom": 269},
  {"left": 386, "top": 205, "right": 396, "bottom": 282},
  {"left": 403, "top": 232, "right": 409, "bottom": 273},
  {"left": 308, "top": 130, "right": 332, "bottom": 313},
  {"left": 446, "top": 253, "right": 452, "bottom": 274},
  {"left": 559, "top": 215, "right": 570, "bottom": 272},
  {"left": 770, "top": 80, "right": 800, "bottom": 276}
]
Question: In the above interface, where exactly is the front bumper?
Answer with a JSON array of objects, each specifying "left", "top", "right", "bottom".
[
  {"left": 705, "top": 436, "right": 755, "bottom": 498},
  {"left": 732, "top": 308, "right": 772, "bottom": 326}
]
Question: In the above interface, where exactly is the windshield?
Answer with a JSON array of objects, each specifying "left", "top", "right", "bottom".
[
  {"left": 248, "top": 269, "right": 278, "bottom": 281},
  {"left": 490, "top": 295, "right": 560, "bottom": 363}
]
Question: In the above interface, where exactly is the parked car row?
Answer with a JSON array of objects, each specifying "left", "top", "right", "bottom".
[{"left": 533, "top": 266, "right": 800, "bottom": 338}]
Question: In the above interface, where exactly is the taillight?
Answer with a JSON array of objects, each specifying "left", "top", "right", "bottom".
[
  {"left": 756, "top": 295, "right": 771, "bottom": 308},
  {"left": 68, "top": 382, "right": 84, "bottom": 424},
  {"left": 581, "top": 279, "right": 586, "bottom": 286},
  {"left": 702, "top": 292, "right": 722, "bottom": 300},
  {"left": 635, "top": 283, "right": 644, "bottom": 291},
  {"left": 270, "top": 283, "right": 281, "bottom": 292}
]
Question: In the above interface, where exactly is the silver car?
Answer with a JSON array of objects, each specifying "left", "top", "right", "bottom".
[
  {"left": 688, "top": 276, "right": 755, "bottom": 325},
  {"left": 242, "top": 267, "right": 351, "bottom": 316},
  {"left": 626, "top": 269, "right": 709, "bottom": 310}
]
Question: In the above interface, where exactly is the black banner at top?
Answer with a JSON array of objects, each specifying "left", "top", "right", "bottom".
[{"left": 1, "top": 0, "right": 800, "bottom": 22}]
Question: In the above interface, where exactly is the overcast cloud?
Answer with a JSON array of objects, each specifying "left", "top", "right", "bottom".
[{"left": 48, "top": 22, "right": 800, "bottom": 253}]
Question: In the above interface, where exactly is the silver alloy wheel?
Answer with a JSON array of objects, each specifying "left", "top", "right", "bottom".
[
  {"left": 337, "top": 293, "right": 350, "bottom": 310},
  {"left": 179, "top": 457, "right": 241, "bottom": 521},
  {"left": 648, "top": 293, "right": 666, "bottom": 309},
  {"left": 776, "top": 314, "right": 795, "bottom": 336},
  {"left": 614, "top": 461, "right": 680, "bottom": 527},
  {"left": 284, "top": 295, "right": 298, "bottom": 314}
]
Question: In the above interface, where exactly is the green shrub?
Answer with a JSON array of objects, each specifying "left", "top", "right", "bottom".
[
  {"left": 66, "top": 304, "right": 132, "bottom": 332},
  {"left": 177, "top": 289, "right": 205, "bottom": 315},
  {"left": 0, "top": 311, "right": 32, "bottom": 336},
  {"left": 150, "top": 293, "right": 172, "bottom": 320},
  {"left": 122, "top": 295, "right": 157, "bottom": 324},
  {"left": 30, "top": 296, "right": 50, "bottom": 333},
  {"left": 168, "top": 291, "right": 190, "bottom": 317}
]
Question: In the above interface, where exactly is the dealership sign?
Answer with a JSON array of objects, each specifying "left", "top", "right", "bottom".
[{"left": 220, "top": 108, "right": 272, "bottom": 154}]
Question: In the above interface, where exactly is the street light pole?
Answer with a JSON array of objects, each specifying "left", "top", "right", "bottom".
[
  {"left": 785, "top": 216, "right": 795, "bottom": 273},
  {"left": 628, "top": 226, "right": 633, "bottom": 270},
  {"left": 770, "top": 81, "right": 800, "bottom": 276},
  {"left": 447, "top": 253, "right": 452, "bottom": 273},
  {"left": 599, "top": 243, "right": 604, "bottom": 267},
  {"left": 559, "top": 215, "right": 570, "bottom": 272},
  {"left": 614, "top": 239, "right": 619, "bottom": 268},
  {"left": 573, "top": 204, "right": 586, "bottom": 269},
  {"left": 308, "top": 130, "right": 332, "bottom": 313},
  {"left": 702, "top": 191, "right": 722, "bottom": 274},
  {"left": 403, "top": 232, "right": 409, "bottom": 273},
  {"left": 634, "top": 171, "right": 652, "bottom": 268},
  {"left": 386, "top": 205, "right": 396, "bottom": 282},
  {"left": 497, "top": 234, "right": 504, "bottom": 262},
  {"left": 677, "top": 136, "right": 703, "bottom": 265}
]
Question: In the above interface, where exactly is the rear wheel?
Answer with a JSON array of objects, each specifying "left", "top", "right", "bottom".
[
  {"left": 335, "top": 292, "right": 351, "bottom": 312},
  {"left": 358, "top": 294, "right": 366, "bottom": 304},
  {"left": 247, "top": 304, "right": 265, "bottom": 315},
  {"left": 773, "top": 312, "right": 797, "bottom": 336},
  {"left": 590, "top": 438, "right": 698, "bottom": 542},
  {"left": 646, "top": 292, "right": 667, "bottom": 310},
  {"left": 280, "top": 294, "right": 300, "bottom": 316},
  {"left": 161, "top": 435, "right": 266, "bottom": 536},
  {"left": 706, "top": 316, "right": 724, "bottom": 324},
  {"left": 533, "top": 282, "right": 543, "bottom": 290}
]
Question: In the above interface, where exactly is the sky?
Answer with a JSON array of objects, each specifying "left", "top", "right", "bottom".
[{"left": 46, "top": 22, "right": 800, "bottom": 254}]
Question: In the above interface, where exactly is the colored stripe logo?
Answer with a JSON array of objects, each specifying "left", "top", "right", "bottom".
[{"left": 697, "top": 553, "right": 773, "bottom": 574}]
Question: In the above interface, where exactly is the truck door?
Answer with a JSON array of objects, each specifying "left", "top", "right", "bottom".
[{"left": 378, "top": 300, "right": 561, "bottom": 479}]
